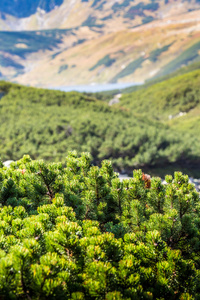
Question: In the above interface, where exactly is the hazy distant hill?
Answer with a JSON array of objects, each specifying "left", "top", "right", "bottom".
[{"left": 0, "top": 0, "right": 200, "bottom": 87}]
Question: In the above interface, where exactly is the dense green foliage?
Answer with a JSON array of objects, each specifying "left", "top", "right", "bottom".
[
  {"left": 0, "top": 152, "right": 199, "bottom": 299},
  {"left": 119, "top": 70, "right": 200, "bottom": 118},
  {"left": 115, "top": 70, "right": 200, "bottom": 175},
  {"left": 1, "top": 69, "right": 200, "bottom": 177},
  {"left": 0, "top": 78, "right": 198, "bottom": 177}
]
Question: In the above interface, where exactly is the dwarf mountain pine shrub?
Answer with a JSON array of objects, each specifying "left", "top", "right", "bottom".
[{"left": 0, "top": 152, "right": 199, "bottom": 299}]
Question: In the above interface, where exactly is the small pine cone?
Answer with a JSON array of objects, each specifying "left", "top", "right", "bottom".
[{"left": 142, "top": 173, "right": 151, "bottom": 188}]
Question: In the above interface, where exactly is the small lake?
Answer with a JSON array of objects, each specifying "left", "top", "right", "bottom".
[{"left": 51, "top": 82, "right": 141, "bottom": 93}]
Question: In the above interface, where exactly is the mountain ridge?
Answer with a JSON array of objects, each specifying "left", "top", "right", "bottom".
[{"left": 1, "top": 0, "right": 200, "bottom": 31}]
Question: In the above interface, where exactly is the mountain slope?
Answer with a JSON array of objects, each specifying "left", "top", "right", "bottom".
[
  {"left": 114, "top": 69, "right": 200, "bottom": 173},
  {"left": 1, "top": 69, "right": 200, "bottom": 176},
  {"left": 1, "top": 0, "right": 200, "bottom": 87}
]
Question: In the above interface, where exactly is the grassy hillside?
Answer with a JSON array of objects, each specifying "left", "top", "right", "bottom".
[
  {"left": 113, "top": 69, "right": 200, "bottom": 175},
  {"left": 91, "top": 60, "right": 200, "bottom": 107},
  {"left": 1, "top": 71, "right": 200, "bottom": 177},
  {"left": 119, "top": 70, "right": 200, "bottom": 119},
  {"left": 118, "top": 60, "right": 200, "bottom": 95}
]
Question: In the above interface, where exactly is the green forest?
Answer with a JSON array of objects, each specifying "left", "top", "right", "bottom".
[
  {"left": 1, "top": 68, "right": 200, "bottom": 177},
  {"left": 1, "top": 63, "right": 200, "bottom": 299},
  {"left": 0, "top": 152, "right": 199, "bottom": 299}
]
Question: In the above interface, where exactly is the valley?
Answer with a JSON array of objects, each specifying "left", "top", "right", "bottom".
[{"left": 0, "top": 0, "right": 200, "bottom": 87}]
